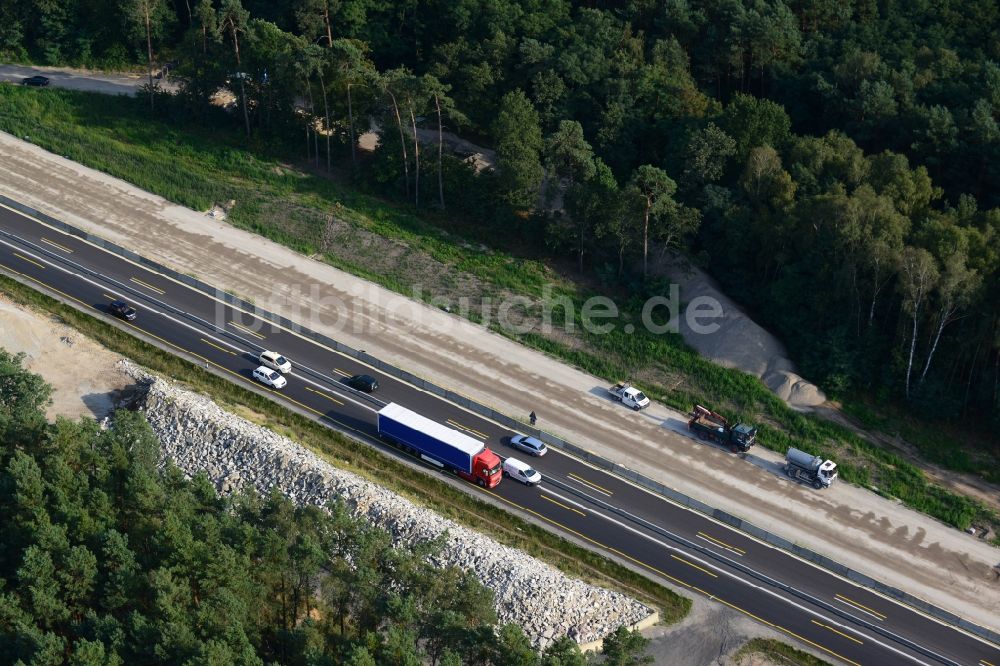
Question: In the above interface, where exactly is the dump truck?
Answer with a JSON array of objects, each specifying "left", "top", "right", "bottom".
[
  {"left": 785, "top": 447, "right": 838, "bottom": 489},
  {"left": 377, "top": 403, "right": 503, "bottom": 487},
  {"left": 687, "top": 404, "right": 757, "bottom": 453},
  {"left": 608, "top": 381, "right": 650, "bottom": 410}
]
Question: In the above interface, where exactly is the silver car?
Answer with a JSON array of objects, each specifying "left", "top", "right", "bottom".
[
  {"left": 259, "top": 350, "right": 292, "bottom": 373},
  {"left": 509, "top": 434, "right": 548, "bottom": 457}
]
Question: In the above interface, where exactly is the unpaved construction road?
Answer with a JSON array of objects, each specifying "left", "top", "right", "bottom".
[{"left": 1, "top": 128, "right": 998, "bottom": 639}]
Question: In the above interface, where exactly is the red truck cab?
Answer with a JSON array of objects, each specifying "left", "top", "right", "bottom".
[{"left": 468, "top": 449, "right": 503, "bottom": 487}]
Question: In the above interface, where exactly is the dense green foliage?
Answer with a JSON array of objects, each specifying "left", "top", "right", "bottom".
[
  {"left": 1, "top": 80, "right": 996, "bottom": 534},
  {"left": 5, "top": 0, "right": 994, "bottom": 429},
  {"left": 1, "top": 2, "right": 997, "bottom": 475},
  {"left": 0, "top": 349, "right": 659, "bottom": 664}
]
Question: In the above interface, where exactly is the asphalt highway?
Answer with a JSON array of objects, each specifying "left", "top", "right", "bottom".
[{"left": 2, "top": 202, "right": 998, "bottom": 666}]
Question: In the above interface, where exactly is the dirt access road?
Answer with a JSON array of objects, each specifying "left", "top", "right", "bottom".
[
  {"left": 0, "top": 63, "right": 179, "bottom": 95},
  {"left": 1, "top": 128, "right": 998, "bottom": 634}
]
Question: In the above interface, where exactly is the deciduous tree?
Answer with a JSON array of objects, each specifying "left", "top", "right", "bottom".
[{"left": 898, "top": 247, "right": 939, "bottom": 399}]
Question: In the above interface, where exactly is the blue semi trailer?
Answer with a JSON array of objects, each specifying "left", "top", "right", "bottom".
[{"left": 377, "top": 403, "right": 503, "bottom": 487}]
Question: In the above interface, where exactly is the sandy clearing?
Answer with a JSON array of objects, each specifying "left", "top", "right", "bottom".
[
  {"left": 0, "top": 131, "right": 998, "bottom": 634},
  {"left": 0, "top": 293, "right": 128, "bottom": 420}
]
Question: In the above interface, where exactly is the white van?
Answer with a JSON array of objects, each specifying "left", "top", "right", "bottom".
[{"left": 502, "top": 457, "right": 541, "bottom": 486}]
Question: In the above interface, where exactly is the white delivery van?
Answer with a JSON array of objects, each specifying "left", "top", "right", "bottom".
[{"left": 502, "top": 457, "right": 542, "bottom": 486}]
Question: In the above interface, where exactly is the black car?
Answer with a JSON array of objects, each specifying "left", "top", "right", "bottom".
[
  {"left": 345, "top": 374, "right": 379, "bottom": 393},
  {"left": 109, "top": 300, "right": 137, "bottom": 321},
  {"left": 21, "top": 75, "right": 50, "bottom": 87}
]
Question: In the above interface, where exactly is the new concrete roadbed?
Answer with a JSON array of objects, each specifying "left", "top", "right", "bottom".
[{"left": 2, "top": 203, "right": 998, "bottom": 666}]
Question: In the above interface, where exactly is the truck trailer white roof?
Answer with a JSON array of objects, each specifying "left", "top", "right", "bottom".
[{"left": 378, "top": 403, "right": 484, "bottom": 456}]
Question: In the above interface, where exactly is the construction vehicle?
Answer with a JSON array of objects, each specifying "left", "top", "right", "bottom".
[
  {"left": 785, "top": 447, "right": 838, "bottom": 489},
  {"left": 687, "top": 404, "right": 757, "bottom": 453}
]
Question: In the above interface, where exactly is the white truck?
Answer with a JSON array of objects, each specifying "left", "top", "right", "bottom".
[
  {"left": 608, "top": 381, "right": 650, "bottom": 410},
  {"left": 785, "top": 447, "right": 838, "bottom": 489}
]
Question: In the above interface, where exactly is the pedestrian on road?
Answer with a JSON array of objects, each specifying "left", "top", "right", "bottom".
[{"left": 529, "top": 411, "right": 537, "bottom": 426}]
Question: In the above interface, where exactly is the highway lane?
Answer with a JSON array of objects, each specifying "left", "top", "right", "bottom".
[{"left": 2, "top": 204, "right": 998, "bottom": 666}]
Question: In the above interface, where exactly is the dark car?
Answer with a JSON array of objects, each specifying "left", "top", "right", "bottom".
[
  {"left": 345, "top": 374, "right": 379, "bottom": 393},
  {"left": 21, "top": 76, "right": 50, "bottom": 87},
  {"left": 109, "top": 300, "right": 137, "bottom": 321}
]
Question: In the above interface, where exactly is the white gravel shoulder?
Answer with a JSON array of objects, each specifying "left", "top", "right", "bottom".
[{"left": 120, "top": 360, "right": 654, "bottom": 649}]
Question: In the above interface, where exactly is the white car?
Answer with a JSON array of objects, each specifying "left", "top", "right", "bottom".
[
  {"left": 502, "top": 457, "right": 541, "bottom": 486},
  {"left": 259, "top": 350, "right": 292, "bottom": 374},
  {"left": 252, "top": 365, "right": 287, "bottom": 389}
]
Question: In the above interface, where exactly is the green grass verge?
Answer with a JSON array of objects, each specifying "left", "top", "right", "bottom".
[
  {"left": 0, "top": 84, "right": 996, "bottom": 537},
  {"left": 843, "top": 399, "right": 1000, "bottom": 485},
  {"left": 733, "top": 638, "right": 833, "bottom": 666},
  {"left": 0, "top": 271, "right": 690, "bottom": 624}
]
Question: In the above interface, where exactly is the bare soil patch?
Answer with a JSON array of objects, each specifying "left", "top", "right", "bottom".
[{"left": 0, "top": 292, "right": 128, "bottom": 420}]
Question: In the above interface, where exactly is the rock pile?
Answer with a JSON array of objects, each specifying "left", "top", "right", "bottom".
[{"left": 121, "top": 361, "right": 654, "bottom": 648}]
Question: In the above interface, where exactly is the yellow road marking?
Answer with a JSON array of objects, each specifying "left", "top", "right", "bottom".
[
  {"left": 697, "top": 531, "right": 746, "bottom": 555},
  {"left": 333, "top": 367, "right": 351, "bottom": 377},
  {"left": 478, "top": 487, "right": 862, "bottom": 666},
  {"left": 811, "top": 620, "right": 864, "bottom": 645},
  {"left": 540, "top": 494, "right": 586, "bottom": 517},
  {"left": 200, "top": 338, "right": 236, "bottom": 355},
  {"left": 0, "top": 261, "right": 335, "bottom": 427},
  {"left": 0, "top": 263, "right": 89, "bottom": 308},
  {"left": 304, "top": 386, "right": 344, "bottom": 405},
  {"left": 980, "top": 659, "right": 997, "bottom": 666},
  {"left": 13, "top": 252, "right": 45, "bottom": 269},
  {"left": 568, "top": 472, "right": 614, "bottom": 495},
  {"left": 229, "top": 320, "right": 266, "bottom": 339},
  {"left": 103, "top": 293, "right": 119, "bottom": 301},
  {"left": 130, "top": 276, "right": 165, "bottom": 294},
  {"left": 0, "top": 204, "right": 635, "bottom": 460},
  {"left": 447, "top": 419, "right": 487, "bottom": 440},
  {"left": 40, "top": 237, "right": 73, "bottom": 253},
  {"left": 1, "top": 257, "right": 864, "bottom": 666},
  {"left": 835, "top": 594, "right": 887, "bottom": 620},
  {"left": 671, "top": 554, "right": 719, "bottom": 578}
]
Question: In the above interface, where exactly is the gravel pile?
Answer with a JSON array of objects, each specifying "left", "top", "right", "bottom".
[{"left": 121, "top": 361, "right": 654, "bottom": 648}]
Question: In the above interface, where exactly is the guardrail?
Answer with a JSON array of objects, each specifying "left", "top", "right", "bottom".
[{"left": 2, "top": 193, "right": 998, "bottom": 648}]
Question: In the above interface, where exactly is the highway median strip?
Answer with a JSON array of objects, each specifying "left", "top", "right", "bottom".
[{"left": 0, "top": 269, "right": 691, "bottom": 626}]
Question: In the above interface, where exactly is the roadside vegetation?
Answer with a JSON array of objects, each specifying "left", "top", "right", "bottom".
[
  {"left": 0, "top": 272, "right": 692, "bottom": 631},
  {"left": 1, "top": 346, "right": 670, "bottom": 664},
  {"left": 733, "top": 638, "right": 833, "bottom": 666},
  {"left": 1, "top": 85, "right": 996, "bottom": 538},
  {"left": 2, "top": 0, "right": 997, "bottom": 429}
]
